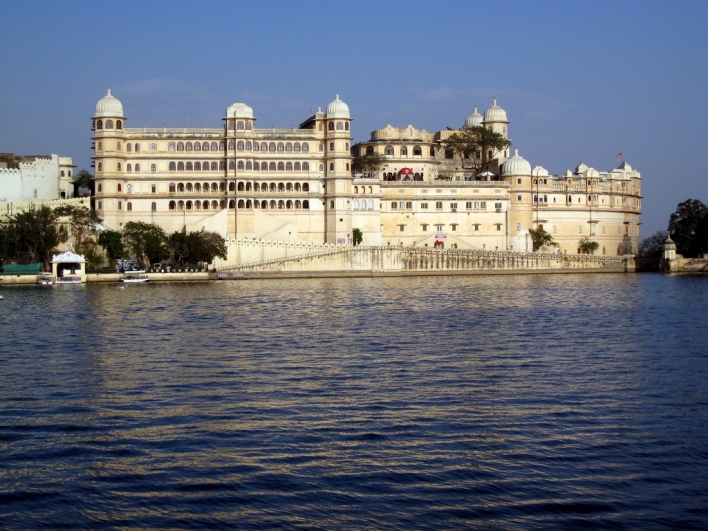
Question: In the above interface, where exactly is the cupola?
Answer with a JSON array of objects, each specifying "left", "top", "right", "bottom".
[
  {"left": 226, "top": 103, "right": 254, "bottom": 119},
  {"left": 483, "top": 98, "right": 508, "bottom": 123},
  {"left": 501, "top": 148, "right": 532, "bottom": 176},
  {"left": 326, "top": 94, "right": 350, "bottom": 119},
  {"left": 465, "top": 106, "right": 483, "bottom": 127},
  {"left": 94, "top": 89, "right": 124, "bottom": 118}
]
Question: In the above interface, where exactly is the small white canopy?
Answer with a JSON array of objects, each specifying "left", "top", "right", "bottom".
[{"left": 51, "top": 244, "right": 86, "bottom": 264}]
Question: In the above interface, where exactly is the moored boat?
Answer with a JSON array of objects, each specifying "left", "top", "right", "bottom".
[{"left": 120, "top": 273, "right": 150, "bottom": 283}]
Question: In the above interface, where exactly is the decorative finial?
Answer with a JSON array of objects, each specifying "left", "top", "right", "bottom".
[
  {"left": 493, "top": 97, "right": 497, "bottom": 106},
  {"left": 107, "top": 89, "right": 112, "bottom": 96},
  {"left": 514, "top": 147, "right": 519, "bottom": 156},
  {"left": 336, "top": 94, "right": 340, "bottom": 100},
  {"left": 474, "top": 105, "right": 477, "bottom": 113}
]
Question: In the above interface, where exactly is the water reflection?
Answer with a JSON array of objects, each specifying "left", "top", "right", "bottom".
[{"left": 0, "top": 275, "right": 707, "bottom": 529}]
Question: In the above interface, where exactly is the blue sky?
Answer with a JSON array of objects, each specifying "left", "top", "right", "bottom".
[{"left": 1, "top": 0, "right": 706, "bottom": 235}]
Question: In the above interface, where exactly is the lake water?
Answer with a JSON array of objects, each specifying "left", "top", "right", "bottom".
[{"left": 1, "top": 273, "right": 707, "bottom": 530}]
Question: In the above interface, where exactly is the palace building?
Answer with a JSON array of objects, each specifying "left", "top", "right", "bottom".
[{"left": 91, "top": 90, "right": 641, "bottom": 255}]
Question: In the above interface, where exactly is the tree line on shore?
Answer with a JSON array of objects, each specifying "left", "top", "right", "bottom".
[
  {"left": 0, "top": 205, "right": 226, "bottom": 271},
  {"left": 639, "top": 199, "right": 708, "bottom": 259}
]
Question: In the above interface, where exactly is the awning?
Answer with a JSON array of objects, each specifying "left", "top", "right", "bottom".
[{"left": 399, "top": 168, "right": 414, "bottom": 175}]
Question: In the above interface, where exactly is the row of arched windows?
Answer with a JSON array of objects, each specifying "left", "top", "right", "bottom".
[
  {"left": 328, "top": 122, "right": 349, "bottom": 131},
  {"left": 95, "top": 119, "right": 122, "bottom": 130},
  {"left": 228, "top": 141, "right": 310, "bottom": 152},
  {"left": 353, "top": 186, "right": 374, "bottom": 194},
  {"left": 353, "top": 200, "right": 375, "bottom": 210},
  {"left": 229, "top": 160, "right": 311, "bottom": 171},
  {"left": 234, "top": 182, "right": 310, "bottom": 193},
  {"left": 169, "top": 182, "right": 225, "bottom": 193},
  {"left": 124, "top": 163, "right": 158, "bottom": 172},
  {"left": 168, "top": 199, "right": 311, "bottom": 210},
  {"left": 381, "top": 145, "right": 428, "bottom": 157},
  {"left": 168, "top": 161, "right": 225, "bottom": 171},
  {"left": 228, "top": 121, "right": 253, "bottom": 131},
  {"left": 169, "top": 141, "right": 223, "bottom": 152}
]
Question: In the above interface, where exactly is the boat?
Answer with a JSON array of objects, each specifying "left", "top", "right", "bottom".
[{"left": 120, "top": 272, "right": 150, "bottom": 283}]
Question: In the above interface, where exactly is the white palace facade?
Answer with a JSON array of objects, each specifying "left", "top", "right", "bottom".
[{"left": 92, "top": 91, "right": 641, "bottom": 256}]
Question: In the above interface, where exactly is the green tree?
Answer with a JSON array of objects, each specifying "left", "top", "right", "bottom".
[
  {"left": 98, "top": 230, "right": 125, "bottom": 265},
  {"left": 579, "top": 238, "right": 600, "bottom": 255},
  {"left": 638, "top": 231, "right": 668, "bottom": 259},
  {"left": 55, "top": 205, "right": 103, "bottom": 265},
  {"left": 121, "top": 222, "right": 168, "bottom": 266},
  {"left": 668, "top": 199, "right": 708, "bottom": 257},
  {"left": 352, "top": 228, "right": 363, "bottom": 246},
  {"left": 8, "top": 206, "right": 68, "bottom": 268},
  {"left": 167, "top": 230, "right": 189, "bottom": 266},
  {"left": 440, "top": 125, "right": 511, "bottom": 172},
  {"left": 352, "top": 153, "right": 388, "bottom": 177},
  {"left": 186, "top": 229, "right": 227, "bottom": 266},
  {"left": 528, "top": 227, "right": 556, "bottom": 251}
]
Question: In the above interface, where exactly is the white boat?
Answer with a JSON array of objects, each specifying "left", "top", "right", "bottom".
[{"left": 120, "top": 273, "right": 150, "bottom": 283}]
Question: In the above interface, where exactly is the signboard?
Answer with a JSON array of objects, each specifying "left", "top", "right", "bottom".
[
  {"left": 337, "top": 238, "right": 346, "bottom": 244},
  {"left": 434, "top": 234, "right": 447, "bottom": 240}
]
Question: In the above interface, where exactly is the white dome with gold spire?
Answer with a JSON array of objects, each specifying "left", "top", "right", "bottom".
[{"left": 94, "top": 89, "right": 124, "bottom": 118}]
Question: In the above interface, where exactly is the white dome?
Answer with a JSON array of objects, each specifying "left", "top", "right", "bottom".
[
  {"left": 326, "top": 94, "right": 350, "bottom": 118},
  {"left": 501, "top": 148, "right": 531, "bottom": 176},
  {"left": 483, "top": 98, "right": 508, "bottom": 123},
  {"left": 465, "top": 106, "right": 483, "bottom": 127},
  {"left": 532, "top": 166, "right": 549, "bottom": 177},
  {"left": 226, "top": 103, "right": 254, "bottom": 119},
  {"left": 575, "top": 162, "right": 589, "bottom": 174},
  {"left": 94, "top": 89, "right": 124, "bottom": 118}
]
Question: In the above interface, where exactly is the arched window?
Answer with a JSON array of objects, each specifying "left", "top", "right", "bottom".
[
  {"left": 127, "top": 202, "right": 132, "bottom": 211},
  {"left": 253, "top": 142, "right": 259, "bottom": 152},
  {"left": 277, "top": 142, "right": 284, "bottom": 151},
  {"left": 237, "top": 141, "right": 244, "bottom": 150},
  {"left": 245, "top": 141, "right": 252, "bottom": 150},
  {"left": 286, "top": 162, "right": 293, "bottom": 171},
  {"left": 211, "top": 142, "right": 218, "bottom": 151},
  {"left": 151, "top": 164, "right": 156, "bottom": 172},
  {"left": 366, "top": 146, "right": 374, "bottom": 156},
  {"left": 202, "top": 161, "right": 208, "bottom": 170},
  {"left": 194, "top": 183, "right": 201, "bottom": 192},
  {"left": 329, "top": 163, "right": 334, "bottom": 171},
  {"left": 186, "top": 142, "right": 192, "bottom": 151},
  {"left": 270, "top": 200, "right": 277, "bottom": 209},
  {"left": 169, "top": 201, "right": 176, "bottom": 210},
  {"left": 303, "top": 183, "right": 309, "bottom": 192},
  {"left": 126, "top": 184, "right": 132, "bottom": 193},
  {"left": 246, "top": 122, "right": 252, "bottom": 131},
  {"left": 236, "top": 200, "right": 243, "bottom": 208},
  {"left": 261, "top": 162, "right": 268, "bottom": 171},
  {"left": 126, "top": 163, "right": 132, "bottom": 172},
  {"left": 177, "top": 142, "right": 184, "bottom": 151},
  {"left": 413, "top": 146, "right": 421, "bottom": 156},
  {"left": 186, "top": 162, "right": 193, "bottom": 171},
  {"left": 285, "top": 142, "right": 292, "bottom": 152},
  {"left": 150, "top": 143, "right": 157, "bottom": 152},
  {"left": 212, "top": 183, "right": 219, "bottom": 193},
  {"left": 168, "top": 142, "right": 176, "bottom": 152},
  {"left": 354, "top": 199, "right": 360, "bottom": 210},
  {"left": 202, "top": 142, "right": 209, "bottom": 151},
  {"left": 269, "top": 162, "right": 276, "bottom": 171},
  {"left": 229, "top": 161, "right": 235, "bottom": 170},
  {"left": 228, "top": 121, "right": 235, "bottom": 130},
  {"left": 336, "top": 122, "right": 343, "bottom": 131},
  {"left": 269, "top": 142, "right": 276, "bottom": 152},
  {"left": 294, "top": 142, "right": 301, "bottom": 152},
  {"left": 303, "top": 200, "right": 309, "bottom": 209},
  {"left": 330, "top": 142, "right": 334, "bottom": 150},
  {"left": 106, "top": 120, "right": 114, "bottom": 129},
  {"left": 194, "top": 162, "right": 201, "bottom": 171},
  {"left": 134, "top": 164, "right": 140, "bottom": 172},
  {"left": 345, "top": 122, "right": 349, "bottom": 131},
  {"left": 98, "top": 183, "right": 102, "bottom": 192},
  {"left": 228, "top": 141, "right": 235, "bottom": 150},
  {"left": 135, "top": 144, "right": 140, "bottom": 152},
  {"left": 117, "top": 184, "right": 122, "bottom": 192},
  {"left": 203, "top": 201, "right": 210, "bottom": 210},
  {"left": 219, "top": 142, "right": 225, "bottom": 151},
  {"left": 237, "top": 121, "right": 244, "bottom": 131},
  {"left": 278, "top": 182, "right": 285, "bottom": 192},
  {"left": 98, "top": 163, "right": 102, "bottom": 171},
  {"left": 177, "top": 162, "right": 185, "bottom": 171},
  {"left": 385, "top": 146, "right": 394, "bottom": 156},
  {"left": 186, "top": 201, "right": 192, "bottom": 210},
  {"left": 270, "top": 183, "right": 277, "bottom": 192},
  {"left": 151, "top": 202, "right": 156, "bottom": 211},
  {"left": 260, "top": 200, "right": 267, "bottom": 209},
  {"left": 125, "top": 143, "right": 131, "bottom": 152},
  {"left": 277, "top": 162, "right": 285, "bottom": 171},
  {"left": 391, "top": 202, "right": 397, "bottom": 209},
  {"left": 246, "top": 182, "right": 252, "bottom": 191},
  {"left": 261, "top": 142, "right": 268, "bottom": 151},
  {"left": 329, "top": 122, "right": 334, "bottom": 131},
  {"left": 253, "top": 162, "right": 260, "bottom": 171},
  {"left": 152, "top": 184, "right": 157, "bottom": 193},
  {"left": 302, "top": 143, "right": 309, "bottom": 152},
  {"left": 303, "top": 162, "right": 309, "bottom": 171},
  {"left": 237, "top": 182, "right": 244, "bottom": 191},
  {"left": 246, "top": 161, "right": 252, "bottom": 170},
  {"left": 214, "top": 162, "right": 220, "bottom": 171},
  {"left": 169, "top": 162, "right": 176, "bottom": 171},
  {"left": 238, "top": 161, "right": 245, "bottom": 170},
  {"left": 368, "top": 200, "right": 374, "bottom": 210},
  {"left": 294, "top": 162, "right": 301, "bottom": 171},
  {"left": 194, "top": 142, "right": 201, "bottom": 152}
]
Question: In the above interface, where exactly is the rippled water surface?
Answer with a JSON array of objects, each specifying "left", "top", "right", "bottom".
[{"left": 1, "top": 274, "right": 707, "bottom": 529}]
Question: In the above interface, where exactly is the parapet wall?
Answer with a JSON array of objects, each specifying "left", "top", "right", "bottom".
[{"left": 1, "top": 196, "right": 90, "bottom": 218}]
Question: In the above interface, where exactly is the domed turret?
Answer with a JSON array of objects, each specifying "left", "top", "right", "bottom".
[
  {"left": 532, "top": 166, "right": 549, "bottom": 177},
  {"left": 226, "top": 103, "right": 254, "bottom": 119},
  {"left": 326, "top": 94, "right": 350, "bottom": 119},
  {"left": 94, "top": 89, "right": 124, "bottom": 118},
  {"left": 501, "top": 148, "right": 531, "bottom": 176},
  {"left": 483, "top": 98, "right": 508, "bottom": 123},
  {"left": 465, "top": 106, "right": 483, "bottom": 127},
  {"left": 575, "top": 162, "right": 589, "bottom": 174}
]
